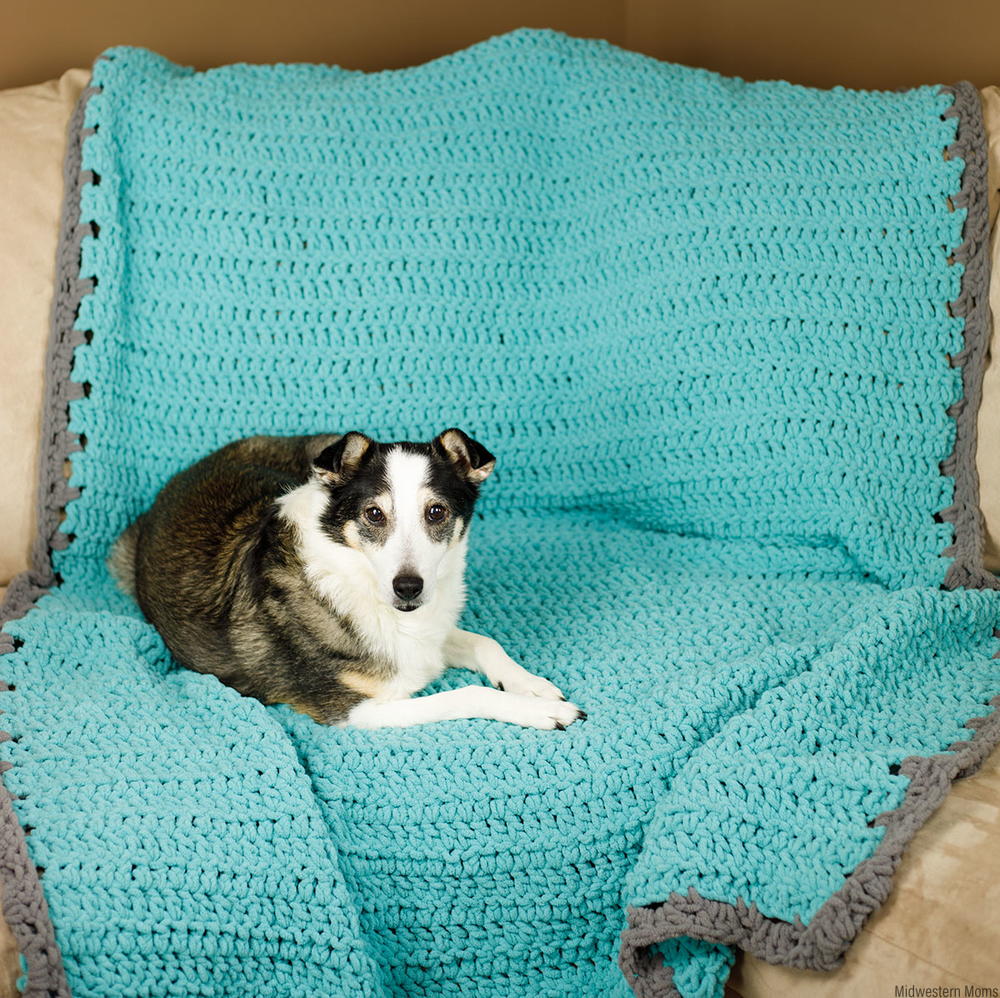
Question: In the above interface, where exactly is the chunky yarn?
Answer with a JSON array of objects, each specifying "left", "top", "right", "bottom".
[{"left": 2, "top": 30, "right": 998, "bottom": 998}]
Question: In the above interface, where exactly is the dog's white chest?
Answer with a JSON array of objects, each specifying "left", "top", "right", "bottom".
[{"left": 360, "top": 603, "right": 453, "bottom": 700}]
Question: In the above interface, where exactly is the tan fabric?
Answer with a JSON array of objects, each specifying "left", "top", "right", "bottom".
[
  {"left": 0, "top": 880, "right": 19, "bottom": 998},
  {"left": 0, "top": 68, "right": 88, "bottom": 586},
  {"left": 979, "top": 86, "right": 1000, "bottom": 572}
]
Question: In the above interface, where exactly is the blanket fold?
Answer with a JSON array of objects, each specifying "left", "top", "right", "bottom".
[{"left": 2, "top": 29, "right": 998, "bottom": 998}]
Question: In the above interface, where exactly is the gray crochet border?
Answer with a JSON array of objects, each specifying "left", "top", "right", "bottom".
[
  {"left": 0, "top": 75, "right": 996, "bottom": 998},
  {"left": 618, "top": 81, "right": 1000, "bottom": 997}
]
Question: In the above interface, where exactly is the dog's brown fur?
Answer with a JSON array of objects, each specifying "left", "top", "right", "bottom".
[{"left": 110, "top": 433, "right": 389, "bottom": 722}]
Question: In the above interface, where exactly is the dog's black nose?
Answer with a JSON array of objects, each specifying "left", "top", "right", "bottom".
[{"left": 392, "top": 574, "right": 423, "bottom": 601}]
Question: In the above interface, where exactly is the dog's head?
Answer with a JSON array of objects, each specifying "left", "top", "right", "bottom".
[{"left": 310, "top": 428, "right": 495, "bottom": 611}]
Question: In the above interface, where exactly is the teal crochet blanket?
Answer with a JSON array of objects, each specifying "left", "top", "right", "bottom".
[{"left": 2, "top": 30, "right": 999, "bottom": 998}]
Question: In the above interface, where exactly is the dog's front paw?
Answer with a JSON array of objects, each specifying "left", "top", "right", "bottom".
[
  {"left": 494, "top": 669, "right": 565, "bottom": 701},
  {"left": 503, "top": 693, "right": 586, "bottom": 730}
]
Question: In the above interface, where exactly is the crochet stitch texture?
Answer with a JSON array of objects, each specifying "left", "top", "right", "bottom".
[{"left": 2, "top": 29, "right": 999, "bottom": 998}]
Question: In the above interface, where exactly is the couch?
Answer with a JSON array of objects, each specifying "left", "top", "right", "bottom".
[{"left": 1, "top": 62, "right": 998, "bottom": 998}]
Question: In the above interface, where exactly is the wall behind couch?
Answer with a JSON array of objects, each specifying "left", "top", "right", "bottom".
[{"left": 3, "top": 0, "right": 999, "bottom": 90}]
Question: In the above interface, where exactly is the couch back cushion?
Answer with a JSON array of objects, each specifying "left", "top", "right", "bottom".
[{"left": 0, "top": 69, "right": 88, "bottom": 587}]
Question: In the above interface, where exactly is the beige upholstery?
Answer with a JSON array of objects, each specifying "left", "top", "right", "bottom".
[
  {"left": 0, "top": 68, "right": 88, "bottom": 586},
  {"left": 979, "top": 86, "right": 1000, "bottom": 571}
]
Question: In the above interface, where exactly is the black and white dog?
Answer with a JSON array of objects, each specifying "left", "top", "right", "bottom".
[{"left": 110, "top": 430, "right": 584, "bottom": 730}]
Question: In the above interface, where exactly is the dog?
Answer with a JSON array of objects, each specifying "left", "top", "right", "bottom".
[{"left": 109, "top": 429, "right": 584, "bottom": 730}]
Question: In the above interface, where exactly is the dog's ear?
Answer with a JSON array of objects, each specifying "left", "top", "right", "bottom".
[
  {"left": 313, "top": 432, "right": 373, "bottom": 485},
  {"left": 432, "top": 428, "right": 495, "bottom": 484}
]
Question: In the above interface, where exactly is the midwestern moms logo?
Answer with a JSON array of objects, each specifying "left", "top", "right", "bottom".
[{"left": 894, "top": 987, "right": 998, "bottom": 998}]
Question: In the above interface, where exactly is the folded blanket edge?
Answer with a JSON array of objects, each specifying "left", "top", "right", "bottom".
[{"left": 616, "top": 78, "right": 1000, "bottom": 998}]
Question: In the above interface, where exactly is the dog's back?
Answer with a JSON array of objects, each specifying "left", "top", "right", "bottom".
[{"left": 109, "top": 434, "right": 342, "bottom": 687}]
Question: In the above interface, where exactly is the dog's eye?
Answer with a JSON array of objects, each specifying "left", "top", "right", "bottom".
[
  {"left": 364, "top": 506, "right": 385, "bottom": 524},
  {"left": 426, "top": 504, "right": 448, "bottom": 524}
]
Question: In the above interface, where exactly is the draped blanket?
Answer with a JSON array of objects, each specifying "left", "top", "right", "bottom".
[{"left": 2, "top": 30, "right": 998, "bottom": 998}]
